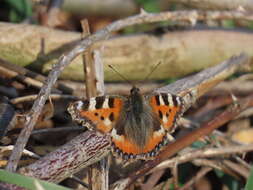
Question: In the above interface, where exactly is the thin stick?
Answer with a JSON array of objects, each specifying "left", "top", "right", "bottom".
[
  {"left": 192, "top": 159, "right": 243, "bottom": 180},
  {"left": 70, "top": 175, "right": 89, "bottom": 189},
  {"left": 0, "top": 58, "right": 72, "bottom": 94},
  {"left": 172, "top": 161, "right": 179, "bottom": 189},
  {"left": 141, "top": 170, "right": 165, "bottom": 190},
  {"left": 0, "top": 65, "right": 53, "bottom": 92},
  {"left": 101, "top": 157, "right": 109, "bottom": 190},
  {"left": 81, "top": 19, "right": 96, "bottom": 190},
  {"left": 81, "top": 19, "right": 97, "bottom": 98},
  {"left": 11, "top": 94, "right": 77, "bottom": 104},
  {"left": 223, "top": 160, "right": 250, "bottom": 179},
  {"left": 94, "top": 50, "right": 105, "bottom": 95},
  {"left": 93, "top": 47, "right": 108, "bottom": 190},
  {"left": 31, "top": 126, "right": 84, "bottom": 135},
  {"left": 152, "top": 144, "right": 253, "bottom": 173}
]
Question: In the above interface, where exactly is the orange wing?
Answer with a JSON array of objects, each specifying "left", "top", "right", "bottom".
[
  {"left": 149, "top": 93, "right": 183, "bottom": 132},
  {"left": 111, "top": 126, "right": 167, "bottom": 159},
  {"left": 68, "top": 96, "right": 123, "bottom": 134}
]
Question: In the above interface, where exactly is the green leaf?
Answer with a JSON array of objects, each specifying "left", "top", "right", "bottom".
[
  {"left": 0, "top": 169, "right": 72, "bottom": 190},
  {"left": 247, "top": 21, "right": 253, "bottom": 30},
  {"left": 245, "top": 166, "right": 253, "bottom": 190},
  {"left": 215, "top": 170, "right": 242, "bottom": 190},
  {"left": 191, "top": 141, "right": 208, "bottom": 149},
  {"left": 135, "top": 0, "right": 160, "bottom": 12},
  {"left": 5, "top": 0, "right": 32, "bottom": 22},
  {"left": 214, "top": 169, "right": 225, "bottom": 178},
  {"left": 222, "top": 20, "right": 235, "bottom": 29}
]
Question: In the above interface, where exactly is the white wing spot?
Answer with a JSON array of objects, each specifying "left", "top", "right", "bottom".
[
  {"left": 176, "top": 97, "right": 181, "bottom": 106},
  {"left": 167, "top": 133, "right": 175, "bottom": 141},
  {"left": 168, "top": 95, "right": 174, "bottom": 106},
  {"left": 76, "top": 101, "right": 83, "bottom": 110},
  {"left": 88, "top": 99, "right": 96, "bottom": 110},
  {"left": 104, "top": 118, "right": 111, "bottom": 126},
  {"left": 102, "top": 98, "right": 109, "bottom": 108},
  {"left": 159, "top": 95, "right": 165, "bottom": 105},
  {"left": 111, "top": 129, "right": 123, "bottom": 141},
  {"left": 154, "top": 126, "right": 165, "bottom": 137},
  {"left": 162, "top": 115, "right": 168, "bottom": 123}
]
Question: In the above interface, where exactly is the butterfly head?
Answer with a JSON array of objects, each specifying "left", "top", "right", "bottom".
[{"left": 130, "top": 86, "right": 140, "bottom": 95}]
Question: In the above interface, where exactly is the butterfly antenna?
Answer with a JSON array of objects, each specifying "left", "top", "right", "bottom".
[
  {"left": 108, "top": 65, "right": 132, "bottom": 85},
  {"left": 144, "top": 61, "right": 162, "bottom": 81}
]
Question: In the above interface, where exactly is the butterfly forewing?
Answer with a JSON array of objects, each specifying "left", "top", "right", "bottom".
[
  {"left": 68, "top": 96, "right": 124, "bottom": 134},
  {"left": 148, "top": 93, "right": 183, "bottom": 132}
]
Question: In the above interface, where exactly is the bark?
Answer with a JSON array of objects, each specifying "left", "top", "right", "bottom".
[{"left": 18, "top": 131, "right": 111, "bottom": 183}]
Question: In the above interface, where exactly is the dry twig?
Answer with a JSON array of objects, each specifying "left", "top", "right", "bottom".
[
  {"left": 141, "top": 170, "right": 165, "bottom": 190},
  {"left": 152, "top": 144, "right": 253, "bottom": 173},
  {"left": 81, "top": 19, "right": 97, "bottom": 98},
  {"left": 0, "top": 58, "right": 72, "bottom": 94},
  {"left": 10, "top": 94, "right": 77, "bottom": 105}
]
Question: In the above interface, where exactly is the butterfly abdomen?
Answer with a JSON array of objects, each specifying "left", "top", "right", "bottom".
[{"left": 114, "top": 88, "right": 158, "bottom": 149}]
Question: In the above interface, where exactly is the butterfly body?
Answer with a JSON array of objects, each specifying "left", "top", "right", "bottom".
[
  {"left": 114, "top": 87, "right": 159, "bottom": 152},
  {"left": 68, "top": 86, "right": 184, "bottom": 160}
]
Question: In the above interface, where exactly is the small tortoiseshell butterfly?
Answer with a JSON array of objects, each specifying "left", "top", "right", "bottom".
[{"left": 68, "top": 86, "right": 184, "bottom": 160}]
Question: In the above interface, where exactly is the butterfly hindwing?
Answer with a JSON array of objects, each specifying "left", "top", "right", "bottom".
[
  {"left": 68, "top": 96, "right": 124, "bottom": 134},
  {"left": 111, "top": 125, "right": 167, "bottom": 159}
]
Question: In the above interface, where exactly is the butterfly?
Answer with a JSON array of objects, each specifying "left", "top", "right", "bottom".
[{"left": 68, "top": 86, "right": 184, "bottom": 160}]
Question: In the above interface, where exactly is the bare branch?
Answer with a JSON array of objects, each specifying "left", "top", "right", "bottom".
[
  {"left": 10, "top": 94, "right": 77, "bottom": 105},
  {"left": 18, "top": 131, "right": 111, "bottom": 183},
  {"left": 153, "top": 144, "right": 253, "bottom": 173}
]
